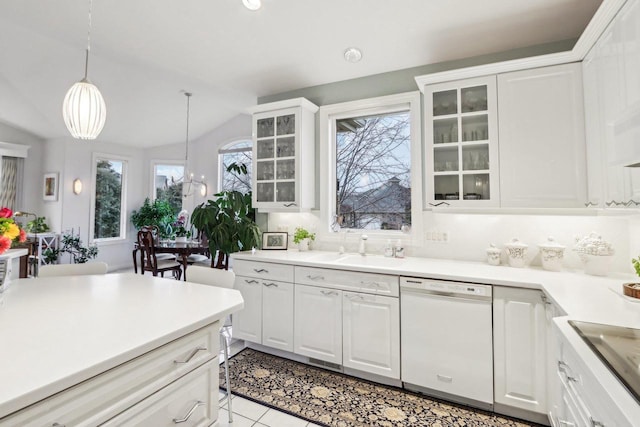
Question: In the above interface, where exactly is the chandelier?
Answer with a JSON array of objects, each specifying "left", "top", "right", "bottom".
[
  {"left": 182, "top": 92, "right": 207, "bottom": 198},
  {"left": 62, "top": 0, "right": 106, "bottom": 140}
]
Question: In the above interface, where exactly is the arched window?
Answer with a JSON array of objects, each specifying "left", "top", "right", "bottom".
[{"left": 218, "top": 140, "right": 252, "bottom": 193}]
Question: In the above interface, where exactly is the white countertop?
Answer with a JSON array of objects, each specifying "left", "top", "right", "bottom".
[
  {"left": 0, "top": 273, "right": 244, "bottom": 419},
  {"left": 0, "top": 248, "right": 28, "bottom": 260},
  {"left": 232, "top": 250, "right": 640, "bottom": 328}
]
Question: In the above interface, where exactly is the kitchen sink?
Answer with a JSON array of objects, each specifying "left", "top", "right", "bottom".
[
  {"left": 307, "top": 252, "right": 350, "bottom": 263},
  {"left": 337, "top": 254, "right": 406, "bottom": 267}
]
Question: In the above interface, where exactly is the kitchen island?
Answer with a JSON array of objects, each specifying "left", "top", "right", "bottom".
[{"left": 0, "top": 273, "right": 243, "bottom": 426}]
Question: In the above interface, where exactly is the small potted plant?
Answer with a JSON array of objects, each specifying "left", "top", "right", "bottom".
[
  {"left": 624, "top": 257, "right": 640, "bottom": 300},
  {"left": 171, "top": 211, "right": 191, "bottom": 243},
  {"left": 293, "top": 227, "right": 315, "bottom": 251}
]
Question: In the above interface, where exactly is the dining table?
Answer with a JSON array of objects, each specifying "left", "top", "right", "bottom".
[{"left": 155, "top": 239, "right": 210, "bottom": 281}]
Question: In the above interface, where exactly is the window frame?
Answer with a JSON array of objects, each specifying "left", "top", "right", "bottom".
[
  {"left": 319, "top": 91, "right": 423, "bottom": 243},
  {"left": 90, "top": 152, "right": 129, "bottom": 244},
  {"left": 218, "top": 139, "right": 253, "bottom": 193}
]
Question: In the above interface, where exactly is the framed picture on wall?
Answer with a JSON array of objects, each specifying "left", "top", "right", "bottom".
[
  {"left": 262, "top": 232, "right": 288, "bottom": 250},
  {"left": 43, "top": 172, "right": 59, "bottom": 201}
]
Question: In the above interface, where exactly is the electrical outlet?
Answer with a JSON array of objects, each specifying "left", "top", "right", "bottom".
[{"left": 425, "top": 229, "right": 449, "bottom": 243}]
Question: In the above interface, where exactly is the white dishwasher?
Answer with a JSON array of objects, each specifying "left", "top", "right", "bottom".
[{"left": 400, "top": 277, "right": 493, "bottom": 409}]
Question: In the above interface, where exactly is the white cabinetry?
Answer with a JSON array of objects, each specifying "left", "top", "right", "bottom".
[
  {"left": 232, "top": 260, "right": 294, "bottom": 351},
  {"left": 583, "top": 0, "right": 640, "bottom": 207},
  {"left": 1, "top": 324, "right": 220, "bottom": 426},
  {"left": 294, "top": 266, "right": 401, "bottom": 379},
  {"left": 343, "top": 291, "right": 400, "bottom": 379},
  {"left": 294, "top": 284, "right": 343, "bottom": 364},
  {"left": 250, "top": 98, "right": 318, "bottom": 212},
  {"left": 493, "top": 287, "right": 548, "bottom": 417},
  {"left": 497, "top": 63, "right": 586, "bottom": 208},
  {"left": 424, "top": 76, "right": 500, "bottom": 206}
]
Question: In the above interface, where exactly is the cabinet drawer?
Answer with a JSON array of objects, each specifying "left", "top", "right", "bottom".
[
  {"left": 102, "top": 359, "right": 218, "bottom": 426},
  {"left": 233, "top": 259, "right": 294, "bottom": 282},
  {"left": 0, "top": 323, "right": 219, "bottom": 427},
  {"left": 295, "top": 266, "right": 398, "bottom": 296}
]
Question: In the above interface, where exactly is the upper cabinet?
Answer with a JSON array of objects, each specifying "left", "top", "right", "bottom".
[
  {"left": 584, "top": 0, "right": 640, "bottom": 208},
  {"left": 249, "top": 98, "right": 318, "bottom": 212},
  {"left": 497, "top": 63, "right": 587, "bottom": 208},
  {"left": 424, "top": 76, "right": 500, "bottom": 207}
]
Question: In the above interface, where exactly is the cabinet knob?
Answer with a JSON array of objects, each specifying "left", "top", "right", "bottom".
[{"left": 173, "top": 400, "right": 205, "bottom": 423}]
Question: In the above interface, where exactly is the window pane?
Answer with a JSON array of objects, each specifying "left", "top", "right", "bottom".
[
  {"left": 221, "top": 148, "right": 252, "bottom": 193},
  {"left": 94, "top": 159, "right": 124, "bottom": 239},
  {"left": 154, "top": 164, "right": 184, "bottom": 214},
  {"left": 336, "top": 111, "right": 411, "bottom": 230}
]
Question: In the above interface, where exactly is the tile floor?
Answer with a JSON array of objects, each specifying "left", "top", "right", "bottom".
[{"left": 217, "top": 394, "right": 320, "bottom": 427}]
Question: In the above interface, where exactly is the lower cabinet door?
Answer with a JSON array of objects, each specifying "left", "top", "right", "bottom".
[
  {"left": 262, "top": 280, "right": 294, "bottom": 351},
  {"left": 233, "top": 276, "right": 263, "bottom": 343},
  {"left": 342, "top": 292, "right": 400, "bottom": 379},
  {"left": 294, "top": 284, "right": 342, "bottom": 364},
  {"left": 494, "top": 286, "right": 547, "bottom": 414},
  {"left": 102, "top": 360, "right": 218, "bottom": 427}
]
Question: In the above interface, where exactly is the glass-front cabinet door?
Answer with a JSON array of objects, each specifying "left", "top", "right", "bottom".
[
  {"left": 251, "top": 98, "right": 318, "bottom": 212},
  {"left": 425, "top": 76, "right": 499, "bottom": 207}
]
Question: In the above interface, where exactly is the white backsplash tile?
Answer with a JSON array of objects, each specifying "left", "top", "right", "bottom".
[{"left": 267, "top": 211, "right": 636, "bottom": 274}]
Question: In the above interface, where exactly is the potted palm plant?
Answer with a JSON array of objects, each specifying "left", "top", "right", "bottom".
[{"left": 191, "top": 163, "right": 260, "bottom": 269}]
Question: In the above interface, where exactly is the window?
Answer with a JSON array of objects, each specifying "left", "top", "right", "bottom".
[
  {"left": 91, "top": 154, "right": 127, "bottom": 242},
  {"left": 219, "top": 140, "right": 252, "bottom": 193},
  {"left": 336, "top": 111, "right": 411, "bottom": 230},
  {"left": 320, "top": 92, "right": 422, "bottom": 237},
  {"left": 153, "top": 163, "right": 184, "bottom": 214}
]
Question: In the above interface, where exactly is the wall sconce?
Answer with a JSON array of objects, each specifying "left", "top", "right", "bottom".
[{"left": 73, "top": 178, "right": 83, "bottom": 195}]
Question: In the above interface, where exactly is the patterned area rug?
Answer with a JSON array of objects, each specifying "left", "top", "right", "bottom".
[{"left": 220, "top": 348, "right": 536, "bottom": 427}]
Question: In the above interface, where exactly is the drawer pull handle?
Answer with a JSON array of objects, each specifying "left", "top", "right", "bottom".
[
  {"left": 557, "top": 360, "right": 569, "bottom": 371},
  {"left": 307, "top": 275, "right": 325, "bottom": 281},
  {"left": 283, "top": 202, "right": 297, "bottom": 207},
  {"left": 345, "top": 294, "right": 364, "bottom": 300},
  {"left": 245, "top": 279, "right": 259, "bottom": 284},
  {"left": 173, "top": 400, "right": 205, "bottom": 423},
  {"left": 436, "top": 374, "right": 453, "bottom": 383},
  {"left": 321, "top": 290, "right": 338, "bottom": 296},
  {"left": 360, "top": 280, "right": 381, "bottom": 287},
  {"left": 254, "top": 268, "right": 269, "bottom": 273},
  {"left": 263, "top": 282, "right": 278, "bottom": 287},
  {"left": 540, "top": 294, "right": 552, "bottom": 305},
  {"left": 558, "top": 420, "right": 576, "bottom": 427},
  {"left": 590, "top": 418, "right": 605, "bottom": 427},
  {"left": 174, "top": 346, "right": 207, "bottom": 364},
  {"left": 52, "top": 424, "right": 66, "bottom": 427},
  {"left": 566, "top": 375, "right": 578, "bottom": 383}
]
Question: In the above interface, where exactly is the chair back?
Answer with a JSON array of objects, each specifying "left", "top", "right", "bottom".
[
  {"left": 186, "top": 265, "right": 235, "bottom": 289},
  {"left": 137, "top": 229, "right": 158, "bottom": 271},
  {"left": 39, "top": 262, "right": 108, "bottom": 277}
]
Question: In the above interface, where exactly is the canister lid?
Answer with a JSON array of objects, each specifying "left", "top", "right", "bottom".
[
  {"left": 505, "top": 238, "right": 528, "bottom": 249},
  {"left": 538, "top": 236, "right": 565, "bottom": 250}
]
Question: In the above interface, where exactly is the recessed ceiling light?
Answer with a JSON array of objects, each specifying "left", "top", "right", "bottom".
[
  {"left": 242, "top": 0, "right": 262, "bottom": 11},
  {"left": 344, "top": 47, "right": 363, "bottom": 63}
]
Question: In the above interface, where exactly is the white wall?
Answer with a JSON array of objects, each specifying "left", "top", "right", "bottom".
[{"left": 0, "top": 121, "right": 44, "bottom": 215}]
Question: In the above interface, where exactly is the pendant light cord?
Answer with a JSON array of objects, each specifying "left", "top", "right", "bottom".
[
  {"left": 84, "top": 0, "right": 94, "bottom": 80},
  {"left": 185, "top": 92, "right": 192, "bottom": 166}
]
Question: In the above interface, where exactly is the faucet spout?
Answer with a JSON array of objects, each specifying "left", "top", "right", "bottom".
[{"left": 359, "top": 234, "right": 368, "bottom": 256}]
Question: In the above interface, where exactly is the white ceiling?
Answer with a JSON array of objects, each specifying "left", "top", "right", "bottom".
[{"left": 0, "top": 0, "right": 602, "bottom": 148}]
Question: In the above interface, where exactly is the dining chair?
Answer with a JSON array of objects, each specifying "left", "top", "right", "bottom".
[
  {"left": 186, "top": 265, "right": 236, "bottom": 422},
  {"left": 137, "top": 230, "right": 182, "bottom": 280},
  {"left": 39, "top": 261, "right": 108, "bottom": 277},
  {"left": 186, "top": 229, "right": 211, "bottom": 266}
]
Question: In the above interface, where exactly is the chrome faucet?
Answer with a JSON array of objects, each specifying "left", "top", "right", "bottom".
[{"left": 359, "top": 234, "right": 368, "bottom": 256}]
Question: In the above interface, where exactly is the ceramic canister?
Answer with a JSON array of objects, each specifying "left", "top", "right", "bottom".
[
  {"left": 505, "top": 238, "right": 528, "bottom": 268},
  {"left": 538, "top": 237, "right": 566, "bottom": 272},
  {"left": 486, "top": 243, "right": 501, "bottom": 266}
]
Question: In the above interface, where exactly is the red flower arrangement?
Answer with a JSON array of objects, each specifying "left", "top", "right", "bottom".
[{"left": 0, "top": 207, "right": 26, "bottom": 255}]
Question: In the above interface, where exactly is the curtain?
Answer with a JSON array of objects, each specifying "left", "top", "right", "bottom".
[{"left": 0, "top": 156, "right": 19, "bottom": 209}]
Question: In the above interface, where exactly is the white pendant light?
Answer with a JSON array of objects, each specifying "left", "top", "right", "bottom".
[
  {"left": 62, "top": 0, "right": 106, "bottom": 140},
  {"left": 242, "top": 0, "right": 262, "bottom": 11},
  {"left": 182, "top": 92, "right": 207, "bottom": 198}
]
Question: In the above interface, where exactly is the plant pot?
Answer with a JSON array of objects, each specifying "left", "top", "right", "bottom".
[
  {"left": 582, "top": 254, "right": 613, "bottom": 276},
  {"left": 298, "top": 238, "right": 311, "bottom": 251},
  {"left": 175, "top": 236, "right": 188, "bottom": 243}
]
